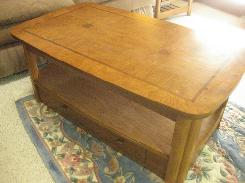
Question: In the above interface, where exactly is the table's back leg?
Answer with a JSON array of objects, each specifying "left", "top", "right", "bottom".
[
  {"left": 216, "top": 100, "right": 228, "bottom": 129},
  {"left": 23, "top": 44, "right": 40, "bottom": 101},
  {"left": 165, "top": 119, "right": 193, "bottom": 183}
]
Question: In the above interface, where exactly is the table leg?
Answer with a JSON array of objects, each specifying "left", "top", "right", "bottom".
[
  {"left": 23, "top": 44, "right": 40, "bottom": 101},
  {"left": 155, "top": 0, "right": 161, "bottom": 18},
  {"left": 187, "top": 0, "right": 193, "bottom": 16},
  {"left": 165, "top": 119, "right": 193, "bottom": 183},
  {"left": 176, "top": 120, "right": 202, "bottom": 182},
  {"left": 165, "top": 100, "right": 228, "bottom": 183},
  {"left": 217, "top": 100, "right": 228, "bottom": 129}
]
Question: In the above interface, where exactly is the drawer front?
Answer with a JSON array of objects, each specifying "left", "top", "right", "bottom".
[
  {"left": 145, "top": 150, "right": 168, "bottom": 178},
  {"left": 38, "top": 86, "right": 146, "bottom": 165}
]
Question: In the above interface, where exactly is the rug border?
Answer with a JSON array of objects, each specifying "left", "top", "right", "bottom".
[
  {"left": 15, "top": 95, "right": 69, "bottom": 183},
  {"left": 15, "top": 95, "right": 245, "bottom": 183}
]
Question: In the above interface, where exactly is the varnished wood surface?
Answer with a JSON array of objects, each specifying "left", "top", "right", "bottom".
[
  {"left": 196, "top": 100, "right": 227, "bottom": 154},
  {"left": 165, "top": 119, "right": 192, "bottom": 183},
  {"left": 11, "top": 3, "right": 245, "bottom": 118},
  {"left": 37, "top": 62, "right": 175, "bottom": 157},
  {"left": 176, "top": 119, "right": 202, "bottom": 182},
  {"left": 38, "top": 86, "right": 148, "bottom": 172},
  {"left": 12, "top": 4, "right": 245, "bottom": 182},
  {"left": 35, "top": 60, "right": 230, "bottom": 181},
  {"left": 23, "top": 45, "right": 40, "bottom": 101}
]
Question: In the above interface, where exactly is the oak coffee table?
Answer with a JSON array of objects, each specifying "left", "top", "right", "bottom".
[{"left": 11, "top": 3, "right": 245, "bottom": 183}]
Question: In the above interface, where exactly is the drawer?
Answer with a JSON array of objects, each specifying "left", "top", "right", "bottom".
[
  {"left": 37, "top": 86, "right": 146, "bottom": 165},
  {"left": 145, "top": 150, "right": 168, "bottom": 178}
]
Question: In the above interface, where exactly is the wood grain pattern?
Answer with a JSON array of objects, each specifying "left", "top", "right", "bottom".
[
  {"left": 176, "top": 120, "right": 202, "bottom": 182},
  {"left": 37, "top": 62, "right": 172, "bottom": 178},
  {"left": 11, "top": 3, "right": 245, "bottom": 119},
  {"left": 11, "top": 3, "right": 245, "bottom": 182},
  {"left": 38, "top": 86, "right": 147, "bottom": 167},
  {"left": 37, "top": 62, "right": 175, "bottom": 157},
  {"left": 196, "top": 100, "right": 228, "bottom": 154},
  {"left": 165, "top": 119, "right": 192, "bottom": 183},
  {"left": 23, "top": 44, "right": 40, "bottom": 100}
]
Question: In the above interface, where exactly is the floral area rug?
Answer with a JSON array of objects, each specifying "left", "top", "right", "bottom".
[{"left": 16, "top": 96, "right": 245, "bottom": 183}]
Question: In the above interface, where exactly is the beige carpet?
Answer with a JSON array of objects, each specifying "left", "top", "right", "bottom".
[
  {"left": 0, "top": 2, "right": 244, "bottom": 183},
  {"left": 0, "top": 73, "right": 54, "bottom": 183}
]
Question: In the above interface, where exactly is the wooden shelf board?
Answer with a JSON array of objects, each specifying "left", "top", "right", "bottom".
[
  {"left": 197, "top": 105, "right": 224, "bottom": 152},
  {"left": 37, "top": 62, "right": 175, "bottom": 157}
]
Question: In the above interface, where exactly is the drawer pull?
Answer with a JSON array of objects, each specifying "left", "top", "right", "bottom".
[
  {"left": 116, "top": 138, "right": 124, "bottom": 145},
  {"left": 61, "top": 104, "right": 68, "bottom": 109}
]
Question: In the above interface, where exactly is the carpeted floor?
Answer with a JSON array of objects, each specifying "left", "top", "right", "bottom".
[
  {"left": 15, "top": 96, "right": 245, "bottom": 183},
  {"left": 0, "top": 73, "right": 54, "bottom": 183},
  {"left": 0, "top": 2, "right": 244, "bottom": 183}
]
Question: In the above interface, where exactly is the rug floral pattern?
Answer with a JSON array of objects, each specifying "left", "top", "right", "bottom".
[{"left": 19, "top": 98, "right": 245, "bottom": 183}]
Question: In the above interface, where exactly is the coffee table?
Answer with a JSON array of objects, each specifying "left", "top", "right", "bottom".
[{"left": 11, "top": 3, "right": 245, "bottom": 183}]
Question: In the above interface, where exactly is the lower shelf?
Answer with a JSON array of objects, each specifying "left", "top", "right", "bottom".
[{"left": 36, "top": 61, "right": 176, "bottom": 177}]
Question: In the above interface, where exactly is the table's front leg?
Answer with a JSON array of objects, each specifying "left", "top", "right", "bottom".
[
  {"left": 165, "top": 100, "right": 228, "bottom": 183},
  {"left": 165, "top": 118, "right": 201, "bottom": 183},
  {"left": 176, "top": 119, "right": 202, "bottom": 182},
  {"left": 23, "top": 44, "right": 40, "bottom": 101}
]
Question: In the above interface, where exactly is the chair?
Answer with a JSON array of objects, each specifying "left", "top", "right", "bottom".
[{"left": 155, "top": 0, "right": 193, "bottom": 19}]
